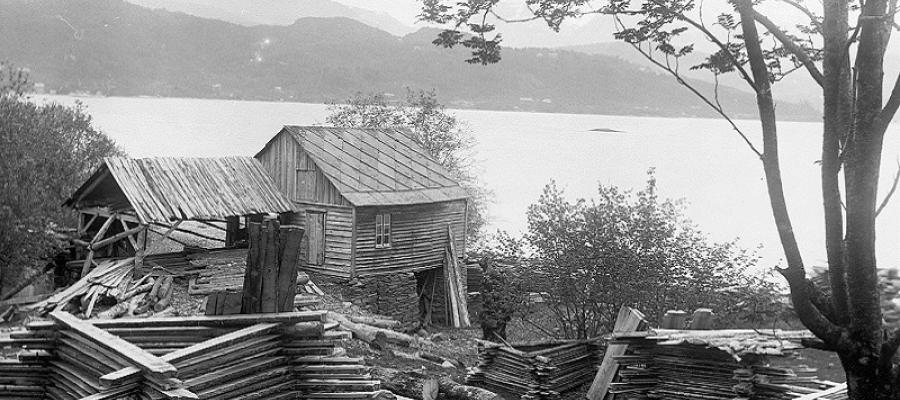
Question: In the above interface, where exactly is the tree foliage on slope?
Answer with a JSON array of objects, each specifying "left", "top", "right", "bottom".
[
  {"left": 0, "top": 62, "right": 121, "bottom": 296},
  {"left": 526, "top": 171, "right": 781, "bottom": 339},
  {"left": 326, "top": 90, "right": 490, "bottom": 243},
  {"left": 420, "top": 0, "right": 900, "bottom": 396}
]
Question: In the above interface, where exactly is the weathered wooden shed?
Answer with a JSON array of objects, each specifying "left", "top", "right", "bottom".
[
  {"left": 63, "top": 156, "right": 295, "bottom": 275},
  {"left": 255, "top": 126, "right": 470, "bottom": 324}
]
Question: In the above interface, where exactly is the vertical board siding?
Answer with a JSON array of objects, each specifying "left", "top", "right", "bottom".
[
  {"left": 288, "top": 203, "right": 354, "bottom": 278},
  {"left": 256, "top": 130, "right": 349, "bottom": 207},
  {"left": 355, "top": 200, "right": 467, "bottom": 276}
]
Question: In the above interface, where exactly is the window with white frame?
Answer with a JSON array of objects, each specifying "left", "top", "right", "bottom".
[{"left": 375, "top": 213, "right": 391, "bottom": 248}]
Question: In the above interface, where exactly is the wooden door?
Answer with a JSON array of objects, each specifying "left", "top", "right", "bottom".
[{"left": 306, "top": 211, "right": 325, "bottom": 266}]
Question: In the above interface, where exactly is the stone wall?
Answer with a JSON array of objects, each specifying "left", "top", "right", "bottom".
[{"left": 308, "top": 271, "right": 420, "bottom": 323}]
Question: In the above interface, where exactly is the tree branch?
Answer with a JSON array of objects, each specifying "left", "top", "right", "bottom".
[
  {"left": 876, "top": 159, "right": 900, "bottom": 217},
  {"left": 777, "top": 0, "right": 823, "bottom": 28},
  {"left": 751, "top": 10, "right": 825, "bottom": 87},
  {"left": 488, "top": 10, "right": 541, "bottom": 24},
  {"left": 613, "top": 16, "right": 763, "bottom": 158},
  {"left": 669, "top": 8, "right": 759, "bottom": 91}
]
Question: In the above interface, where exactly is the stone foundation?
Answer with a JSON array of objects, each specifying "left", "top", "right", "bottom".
[{"left": 308, "top": 271, "right": 420, "bottom": 323}]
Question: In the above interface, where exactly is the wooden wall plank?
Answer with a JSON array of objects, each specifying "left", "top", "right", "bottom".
[{"left": 354, "top": 200, "right": 467, "bottom": 276}]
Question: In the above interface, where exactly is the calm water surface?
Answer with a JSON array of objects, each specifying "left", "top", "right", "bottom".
[{"left": 37, "top": 95, "right": 900, "bottom": 270}]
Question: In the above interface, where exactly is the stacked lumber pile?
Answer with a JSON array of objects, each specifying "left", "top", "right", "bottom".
[
  {"left": 877, "top": 269, "right": 900, "bottom": 326},
  {"left": 187, "top": 250, "right": 249, "bottom": 295},
  {"left": 66, "top": 251, "right": 192, "bottom": 277},
  {"left": 609, "top": 329, "right": 842, "bottom": 399},
  {"left": 0, "top": 331, "right": 50, "bottom": 400},
  {"left": 0, "top": 310, "right": 383, "bottom": 400},
  {"left": 189, "top": 251, "right": 323, "bottom": 309},
  {"left": 467, "top": 339, "right": 603, "bottom": 400}
]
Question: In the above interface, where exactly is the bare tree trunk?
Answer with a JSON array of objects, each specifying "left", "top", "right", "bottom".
[{"left": 736, "top": 0, "right": 898, "bottom": 396}]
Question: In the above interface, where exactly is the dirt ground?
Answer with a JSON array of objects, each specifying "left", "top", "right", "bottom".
[{"left": 0, "top": 223, "right": 846, "bottom": 397}]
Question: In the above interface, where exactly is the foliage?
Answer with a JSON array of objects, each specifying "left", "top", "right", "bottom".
[
  {"left": 469, "top": 231, "right": 531, "bottom": 340},
  {"left": 326, "top": 89, "right": 491, "bottom": 243},
  {"left": 525, "top": 171, "right": 784, "bottom": 338},
  {"left": 0, "top": 63, "right": 121, "bottom": 295}
]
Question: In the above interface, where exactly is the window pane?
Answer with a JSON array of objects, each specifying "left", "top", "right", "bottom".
[
  {"left": 383, "top": 214, "right": 391, "bottom": 246},
  {"left": 375, "top": 218, "right": 382, "bottom": 247}
]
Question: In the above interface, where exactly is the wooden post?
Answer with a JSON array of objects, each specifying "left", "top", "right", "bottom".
[
  {"left": 689, "top": 308, "right": 715, "bottom": 330},
  {"left": 241, "top": 222, "right": 264, "bottom": 313},
  {"left": 586, "top": 306, "right": 646, "bottom": 400},
  {"left": 660, "top": 310, "right": 688, "bottom": 329},
  {"left": 81, "top": 213, "right": 117, "bottom": 276},
  {"left": 241, "top": 219, "right": 304, "bottom": 313},
  {"left": 444, "top": 226, "right": 470, "bottom": 327},
  {"left": 276, "top": 226, "right": 303, "bottom": 312},
  {"left": 225, "top": 216, "right": 240, "bottom": 247}
]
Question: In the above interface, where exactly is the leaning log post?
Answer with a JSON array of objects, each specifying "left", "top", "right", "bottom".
[{"left": 241, "top": 219, "right": 304, "bottom": 313}]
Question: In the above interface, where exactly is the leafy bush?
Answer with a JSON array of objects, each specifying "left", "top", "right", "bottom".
[
  {"left": 525, "top": 170, "right": 785, "bottom": 338},
  {"left": 0, "top": 63, "right": 121, "bottom": 296}
]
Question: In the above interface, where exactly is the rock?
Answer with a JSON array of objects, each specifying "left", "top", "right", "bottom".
[{"left": 441, "top": 361, "right": 455, "bottom": 369}]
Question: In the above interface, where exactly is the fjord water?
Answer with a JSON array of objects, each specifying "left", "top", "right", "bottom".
[{"left": 39, "top": 95, "right": 900, "bottom": 269}]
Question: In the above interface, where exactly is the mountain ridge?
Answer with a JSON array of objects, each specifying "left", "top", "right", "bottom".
[{"left": 0, "top": 0, "right": 820, "bottom": 120}]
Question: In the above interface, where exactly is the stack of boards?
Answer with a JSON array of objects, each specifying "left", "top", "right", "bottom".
[
  {"left": 0, "top": 310, "right": 382, "bottom": 400},
  {"left": 609, "top": 333, "right": 843, "bottom": 400},
  {"left": 467, "top": 339, "right": 603, "bottom": 400}
]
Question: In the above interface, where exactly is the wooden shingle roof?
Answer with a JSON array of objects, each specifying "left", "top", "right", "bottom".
[
  {"left": 271, "top": 126, "right": 468, "bottom": 206},
  {"left": 65, "top": 157, "right": 295, "bottom": 223}
]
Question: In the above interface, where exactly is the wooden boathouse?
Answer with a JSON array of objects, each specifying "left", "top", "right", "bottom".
[{"left": 255, "top": 126, "right": 470, "bottom": 324}]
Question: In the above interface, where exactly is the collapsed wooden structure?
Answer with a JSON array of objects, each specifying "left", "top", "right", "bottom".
[
  {"left": 256, "top": 126, "right": 470, "bottom": 325},
  {"left": 63, "top": 156, "right": 295, "bottom": 278},
  {"left": 0, "top": 310, "right": 381, "bottom": 400},
  {"left": 466, "top": 339, "right": 604, "bottom": 400}
]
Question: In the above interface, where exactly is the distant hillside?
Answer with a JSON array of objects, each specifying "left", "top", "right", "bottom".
[
  {"left": 563, "top": 42, "right": 824, "bottom": 111},
  {"left": 125, "top": 0, "right": 415, "bottom": 36},
  {"left": 0, "top": 0, "right": 820, "bottom": 119}
]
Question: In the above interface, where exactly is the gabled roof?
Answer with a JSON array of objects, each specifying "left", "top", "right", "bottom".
[
  {"left": 65, "top": 157, "right": 295, "bottom": 223},
  {"left": 263, "top": 126, "right": 468, "bottom": 206}
]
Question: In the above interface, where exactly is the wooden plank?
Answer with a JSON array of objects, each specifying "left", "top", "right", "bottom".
[
  {"left": 242, "top": 222, "right": 264, "bottom": 313},
  {"left": 222, "top": 291, "right": 243, "bottom": 315},
  {"left": 91, "top": 225, "right": 145, "bottom": 251},
  {"left": 204, "top": 293, "right": 220, "bottom": 316},
  {"left": 90, "top": 311, "right": 326, "bottom": 328},
  {"left": 100, "top": 323, "right": 282, "bottom": 386},
  {"left": 794, "top": 383, "right": 847, "bottom": 400},
  {"left": 277, "top": 226, "right": 304, "bottom": 312},
  {"left": 260, "top": 219, "right": 280, "bottom": 313},
  {"left": 49, "top": 311, "right": 177, "bottom": 380},
  {"left": 586, "top": 306, "right": 646, "bottom": 400}
]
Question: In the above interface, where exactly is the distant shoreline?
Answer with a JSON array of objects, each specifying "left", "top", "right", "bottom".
[{"left": 32, "top": 93, "right": 826, "bottom": 124}]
